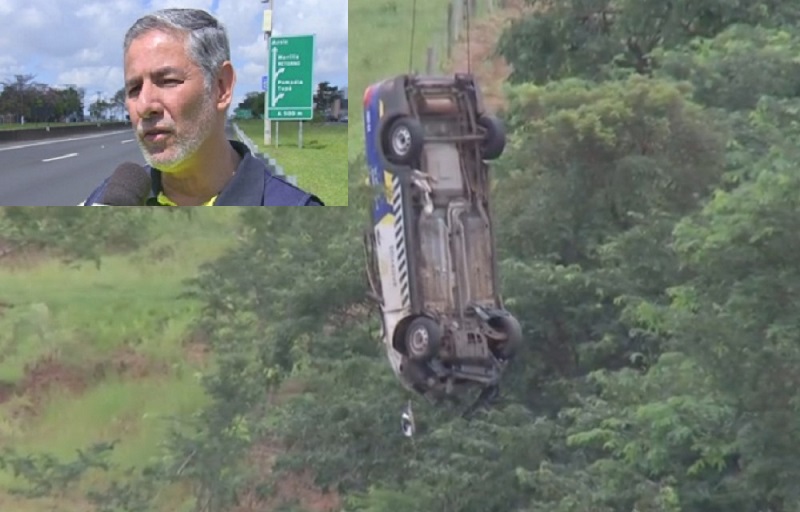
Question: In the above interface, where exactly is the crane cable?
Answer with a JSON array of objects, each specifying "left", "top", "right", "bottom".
[
  {"left": 408, "top": 0, "right": 418, "bottom": 73},
  {"left": 466, "top": 0, "right": 471, "bottom": 74},
  {"left": 408, "top": 0, "right": 474, "bottom": 74}
]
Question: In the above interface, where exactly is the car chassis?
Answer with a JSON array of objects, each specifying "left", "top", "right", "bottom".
[{"left": 362, "top": 73, "right": 522, "bottom": 417}]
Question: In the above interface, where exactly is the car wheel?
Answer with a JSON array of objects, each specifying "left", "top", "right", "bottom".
[
  {"left": 478, "top": 115, "right": 506, "bottom": 160},
  {"left": 488, "top": 313, "right": 522, "bottom": 360},
  {"left": 404, "top": 316, "right": 441, "bottom": 362},
  {"left": 383, "top": 116, "right": 424, "bottom": 166}
]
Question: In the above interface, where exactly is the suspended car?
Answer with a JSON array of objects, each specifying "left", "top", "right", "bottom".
[{"left": 362, "top": 73, "right": 522, "bottom": 419}]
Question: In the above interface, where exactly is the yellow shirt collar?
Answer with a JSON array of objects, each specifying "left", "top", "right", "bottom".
[{"left": 156, "top": 191, "right": 218, "bottom": 206}]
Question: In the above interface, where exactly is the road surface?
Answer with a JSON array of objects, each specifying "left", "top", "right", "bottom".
[{"left": 0, "top": 130, "right": 147, "bottom": 206}]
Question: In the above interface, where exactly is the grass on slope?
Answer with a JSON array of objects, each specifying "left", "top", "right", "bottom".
[
  {"left": 348, "top": 0, "right": 456, "bottom": 163},
  {"left": 0, "top": 376, "right": 209, "bottom": 484},
  {"left": 0, "top": 208, "right": 242, "bottom": 511},
  {"left": 236, "top": 119, "right": 348, "bottom": 206}
]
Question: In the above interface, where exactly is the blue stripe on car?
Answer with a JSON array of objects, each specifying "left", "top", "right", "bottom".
[{"left": 364, "top": 85, "right": 392, "bottom": 225}]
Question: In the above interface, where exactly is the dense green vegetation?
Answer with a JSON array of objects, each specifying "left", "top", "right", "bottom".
[
  {"left": 0, "top": 75, "right": 85, "bottom": 124},
  {"left": 3, "top": 0, "right": 800, "bottom": 510}
]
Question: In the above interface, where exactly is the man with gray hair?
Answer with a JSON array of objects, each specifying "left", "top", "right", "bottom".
[{"left": 82, "top": 8, "right": 323, "bottom": 206}]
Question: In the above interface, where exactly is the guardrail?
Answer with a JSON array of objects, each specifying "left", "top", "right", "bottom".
[{"left": 231, "top": 122, "right": 298, "bottom": 186}]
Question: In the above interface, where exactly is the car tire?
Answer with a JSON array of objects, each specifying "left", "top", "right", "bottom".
[
  {"left": 488, "top": 313, "right": 522, "bottom": 360},
  {"left": 382, "top": 116, "right": 424, "bottom": 166},
  {"left": 478, "top": 115, "right": 506, "bottom": 161},
  {"left": 404, "top": 316, "right": 441, "bottom": 362}
]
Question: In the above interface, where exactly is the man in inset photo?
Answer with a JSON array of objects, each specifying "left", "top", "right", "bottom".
[{"left": 82, "top": 8, "right": 324, "bottom": 206}]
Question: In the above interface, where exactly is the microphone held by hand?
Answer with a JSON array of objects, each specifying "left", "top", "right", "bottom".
[{"left": 95, "top": 162, "right": 151, "bottom": 206}]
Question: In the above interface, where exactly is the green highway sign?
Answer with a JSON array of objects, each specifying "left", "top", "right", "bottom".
[{"left": 268, "top": 35, "right": 315, "bottom": 120}]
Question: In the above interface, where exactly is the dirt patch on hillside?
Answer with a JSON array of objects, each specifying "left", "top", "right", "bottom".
[
  {"left": 0, "top": 492, "right": 95, "bottom": 512},
  {"left": 184, "top": 341, "right": 210, "bottom": 368},
  {"left": 0, "top": 239, "right": 52, "bottom": 271},
  {"left": 447, "top": 0, "right": 536, "bottom": 113},
  {"left": 16, "top": 354, "right": 90, "bottom": 409},
  {"left": 1, "top": 346, "right": 171, "bottom": 415},
  {"left": 0, "top": 381, "right": 15, "bottom": 403},
  {"left": 0, "top": 300, "right": 12, "bottom": 314},
  {"left": 266, "top": 376, "right": 309, "bottom": 406},
  {"left": 103, "top": 346, "right": 169, "bottom": 379},
  {"left": 0, "top": 354, "right": 80, "bottom": 420},
  {"left": 266, "top": 468, "right": 341, "bottom": 512},
  {"left": 230, "top": 438, "right": 341, "bottom": 512},
  {"left": 183, "top": 328, "right": 212, "bottom": 368}
]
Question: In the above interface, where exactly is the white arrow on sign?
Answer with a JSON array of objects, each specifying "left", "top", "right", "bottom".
[{"left": 270, "top": 46, "right": 286, "bottom": 107}]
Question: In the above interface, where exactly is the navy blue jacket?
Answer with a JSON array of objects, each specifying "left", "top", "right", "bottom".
[{"left": 82, "top": 140, "right": 323, "bottom": 206}]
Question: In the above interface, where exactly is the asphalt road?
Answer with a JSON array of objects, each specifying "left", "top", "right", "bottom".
[{"left": 0, "top": 129, "right": 147, "bottom": 206}]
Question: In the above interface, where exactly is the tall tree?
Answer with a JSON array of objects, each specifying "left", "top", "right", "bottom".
[
  {"left": 237, "top": 91, "right": 265, "bottom": 118},
  {"left": 0, "top": 74, "right": 36, "bottom": 122},
  {"left": 314, "top": 81, "right": 340, "bottom": 113}
]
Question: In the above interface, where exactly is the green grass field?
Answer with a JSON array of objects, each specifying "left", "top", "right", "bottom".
[
  {"left": 236, "top": 119, "right": 348, "bottom": 206},
  {"left": 0, "top": 208, "right": 241, "bottom": 511},
  {"left": 348, "top": 0, "right": 455, "bottom": 163}
]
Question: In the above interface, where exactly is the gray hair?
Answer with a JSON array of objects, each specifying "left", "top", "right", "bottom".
[{"left": 123, "top": 8, "right": 231, "bottom": 92}]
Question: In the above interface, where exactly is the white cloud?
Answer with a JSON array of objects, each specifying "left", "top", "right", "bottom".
[
  {"left": 238, "top": 39, "right": 269, "bottom": 62},
  {"left": 77, "top": 48, "right": 104, "bottom": 65},
  {"left": 56, "top": 66, "right": 125, "bottom": 96},
  {"left": 235, "top": 61, "right": 267, "bottom": 106},
  {"left": 0, "top": 0, "right": 347, "bottom": 114},
  {"left": 241, "top": 61, "right": 266, "bottom": 77},
  {"left": 18, "top": 7, "right": 45, "bottom": 29},
  {"left": 150, "top": 0, "right": 213, "bottom": 11}
]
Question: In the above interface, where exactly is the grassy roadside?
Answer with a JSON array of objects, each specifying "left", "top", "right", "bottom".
[
  {"left": 236, "top": 119, "right": 348, "bottom": 206},
  {"left": 0, "top": 208, "right": 242, "bottom": 511}
]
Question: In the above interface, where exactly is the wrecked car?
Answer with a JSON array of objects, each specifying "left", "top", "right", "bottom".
[{"left": 362, "top": 73, "right": 523, "bottom": 416}]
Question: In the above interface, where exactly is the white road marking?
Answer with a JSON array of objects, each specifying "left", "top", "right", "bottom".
[
  {"left": 42, "top": 152, "right": 78, "bottom": 162},
  {"left": 0, "top": 130, "right": 130, "bottom": 152},
  {"left": 121, "top": 139, "right": 135, "bottom": 144}
]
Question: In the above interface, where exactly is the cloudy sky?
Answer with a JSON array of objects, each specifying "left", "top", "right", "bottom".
[{"left": 0, "top": 0, "right": 347, "bottom": 115}]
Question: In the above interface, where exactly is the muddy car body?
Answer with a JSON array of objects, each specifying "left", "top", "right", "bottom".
[{"left": 362, "top": 73, "right": 522, "bottom": 405}]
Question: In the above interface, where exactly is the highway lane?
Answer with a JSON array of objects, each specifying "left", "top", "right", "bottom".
[{"left": 0, "top": 130, "right": 148, "bottom": 205}]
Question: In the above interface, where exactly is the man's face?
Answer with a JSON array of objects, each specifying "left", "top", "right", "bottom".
[{"left": 124, "top": 29, "right": 218, "bottom": 172}]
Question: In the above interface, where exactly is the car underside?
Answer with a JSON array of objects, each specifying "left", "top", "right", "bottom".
[{"left": 363, "top": 73, "right": 522, "bottom": 412}]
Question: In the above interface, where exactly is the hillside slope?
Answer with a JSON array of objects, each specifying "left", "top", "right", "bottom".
[
  {"left": 0, "top": 210, "right": 238, "bottom": 511},
  {"left": 445, "top": 0, "right": 532, "bottom": 113}
]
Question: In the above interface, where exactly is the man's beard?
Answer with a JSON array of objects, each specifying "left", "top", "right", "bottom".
[{"left": 136, "top": 95, "right": 218, "bottom": 173}]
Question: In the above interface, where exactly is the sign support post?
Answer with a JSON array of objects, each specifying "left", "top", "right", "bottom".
[{"left": 262, "top": 1, "right": 273, "bottom": 146}]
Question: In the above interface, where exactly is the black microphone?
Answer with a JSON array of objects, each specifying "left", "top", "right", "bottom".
[{"left": 95, "top": 162, "right": 152, "bottom": 206}]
